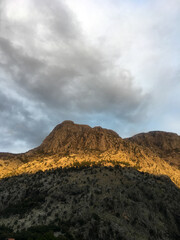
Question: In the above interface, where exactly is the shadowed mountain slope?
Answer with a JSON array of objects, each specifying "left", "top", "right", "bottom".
[{"left": 0, "top": 166, "right": 179, "bottom": 240}]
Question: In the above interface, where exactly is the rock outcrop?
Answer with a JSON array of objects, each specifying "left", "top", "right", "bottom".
[
  {"left": 128, "top": 131, "right": 180, "bottom": 167},
  {"left": 32, "top": 120, "right": 121, "bottom": 154}
]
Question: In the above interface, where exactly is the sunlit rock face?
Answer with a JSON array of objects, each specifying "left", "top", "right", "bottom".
[
  {"left": 35, "top": 120, "right": 122, "bottom": 154},
  {"left": 128, "top": 131, "right": 180, "bottom": 167},
  {"left": 0, "top": 121, "right": 179, "bottom": 188}
]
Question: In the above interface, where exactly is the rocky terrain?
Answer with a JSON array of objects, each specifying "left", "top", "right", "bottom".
[
  {"left": 0, "top": 166, "right": 179, "bottom": 240},
  {"left": 33, "top": 120, "right": 121, "bottom": 154},
  {"left": 127, "top": 131, "right": 180, "bottom": 168},
  {"left": 0, "top": 121, "right": 179, "bottom": 186},
  {"left": 0, "top": 121, "right": 179, "bottom": 239}
]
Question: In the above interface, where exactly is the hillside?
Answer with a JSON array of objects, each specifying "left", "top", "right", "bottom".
[
  {"left": 0, "top": 121, "right": 179, "bottom": 187},
  {"left": 127, "top": 131, "right": 180, "bottom": 168},
  {"left": 0, "top": 166, "right": 179, "bottom": 240}
]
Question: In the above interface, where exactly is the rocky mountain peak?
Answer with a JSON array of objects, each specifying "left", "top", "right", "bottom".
[
  {"left": 35, "top": 121, "right": 121, "bottom": 154},
  {"left": 61, "top": 120, "right": 75, "bottom": 125}
]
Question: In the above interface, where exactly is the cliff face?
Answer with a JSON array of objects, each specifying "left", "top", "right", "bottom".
[
  {"left": 128, "top": 131, "right": 180, "bottom": 167},
  {"left": 34, "top": 120, "right": 121, "bottom": 154}
]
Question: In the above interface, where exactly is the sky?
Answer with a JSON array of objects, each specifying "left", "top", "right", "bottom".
[{"left": 0, "top": 0, "right": 180, "bottom": 153}]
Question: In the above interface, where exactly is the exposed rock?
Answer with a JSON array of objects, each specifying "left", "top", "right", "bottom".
[
  {"left": 32, "top": 120, "right": 121, "bottom": 154},
  {"left": 0, "top": 121, "right": 179, "bottom": 187},
  {"left": 128, "top": 131, "right": 180, "bottom": 167}
]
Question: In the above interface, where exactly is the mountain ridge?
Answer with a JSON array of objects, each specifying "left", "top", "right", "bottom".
[
  {"left": 0, "top": 121, "right": 179, "bottom": 187},
  {"left": 127, "top": 130, "right": 180, "bottom": 168}
]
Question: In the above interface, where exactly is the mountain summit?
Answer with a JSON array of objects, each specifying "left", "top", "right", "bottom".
[{"left": 33, "top": 120, "right": 121, "bottom": 154}]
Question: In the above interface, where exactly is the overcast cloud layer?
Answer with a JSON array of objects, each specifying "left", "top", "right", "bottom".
[{"left": 0, "top": 0, "right": 180, "bottom": 153}]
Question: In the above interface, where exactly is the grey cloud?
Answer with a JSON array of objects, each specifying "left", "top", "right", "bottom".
[
  {"left": 34, "top": 0, "right": 79, "bottom": 40},
  {"left": 0, "top": 89, "right": 50, "bottom": 152},
  {"left": 0, "top": 0, "right": 150, "bottom": 152}
]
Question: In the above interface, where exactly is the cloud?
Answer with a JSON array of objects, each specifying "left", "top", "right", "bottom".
[
  {"left": 0, "top": 0, "right": 179, "bottom": 152},
  {"left": 0, "top": 87, "right": 50, "bottom": 152}
]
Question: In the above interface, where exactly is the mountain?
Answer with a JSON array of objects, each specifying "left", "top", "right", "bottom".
[
  {"left": 0, "top": 121, "right": 180, "bottom": 239},
  {"left": 128, "top": 131, "right": 180, "bottom": 168},
  {"left": 31, "top": 120, "right": 121, "bottom": 154},
  {"left": 0, "top": 121, "right": 179, "bottom": 187}
]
